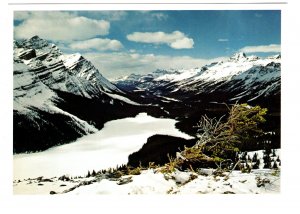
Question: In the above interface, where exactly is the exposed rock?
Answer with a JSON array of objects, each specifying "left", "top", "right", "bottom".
[
  {"left": 18, "top": 49, "right": 36, "bottom": 60},
  {"left": 58, "top": 175, "right": 70, "bottom": 182},
  {"left": 117, "top": 176, "right": 133, "bottom": 185},
  {"left": 223, "top": 191, "right": 236, "bottom": 194},
  {"left": 40, "top": 178, "right": 53, "bottom": 182}
]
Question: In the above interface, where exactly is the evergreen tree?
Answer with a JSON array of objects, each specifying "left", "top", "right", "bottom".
[
  {"left": 241, "top": 152, "right": 247, "bottom": 161},
  {"left": 253, "top": 159, "right": 260, "bottom": 169},
  {"left": 263, "top": 153, "right": 271, "bottom": 169},
  {"left": 273, "top": 161, "right": 278, "bottom": 169},
  {"left": 252, "top": 152, "right": 258, "bottom": 162},
  {"left": 276, "top": 156, "right": 281, "bottom": 166},
  {"left": 264, "top": 148, "right": 271, "bottom": 157},
  {"left": 168, "top": 103, "right": 268, "bottom": 170}
]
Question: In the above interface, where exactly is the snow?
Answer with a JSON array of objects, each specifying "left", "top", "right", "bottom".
[
  {"left": 104, "top": 92, "right": 141, "bottom": 105},
  {"left": 13, "top": 61, "right": 30, "bottom": 72},
  {"left": 13, "top": 178, "right": 75, "bottom": 195},
  {"left": 172, "top": 169, "right": 192, "bottom": 184},
  {"left": 13, "top": 168, "right": 280, "bottom": 195},
  {"left": 14, "top": 37, "right": 124, "bottom": 102},
  {"left": 13, "top": 62, "right": 58, "bottom": 112},
  {"left": 60, "top": 53, "right": 82, "bottom": 69},
  {"left": 14, "top": 87, "right": 56, "bottom": 112},
  {"left": 69, "top": 170, "right": 177, "bottom": 195},
  {"left": 48, "top": 105, "right": 98, "bottom": 134},
  {"left": 13, "top": 113, "right": 193, "bottom": 180},
  {"left": 176, "top": 169, "right": 279, "bottom": 194},
  {"left": 241, "top": 149, "right": 281, "bottom": 169},
  {"left": 156, "top": 95, "right": 181, "bottom": 102},
  {"left": 166, "top": 54, "right": 280, "bottom": 101},
  {"left": 117, "top": 53, "right": 280, "bottom": 102},
  {"left": 14, "top": 147, "right": 281, "bottom": 194},
  {"left": 194, "top": 60, "right": 254, "bottom": 82},
  {"left": 52, "top": 168, "right": 279, "bottom": 195},
  {"left": 155, "top": 68, "right": 200, "bottom": 83},
  {"left": 234, "top": 64, "right": 280, "bottom": 85}
]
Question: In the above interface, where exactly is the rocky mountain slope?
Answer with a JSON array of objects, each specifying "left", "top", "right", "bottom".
[
  {"left": 13, "top": 36, "right": 280, "bottom": 153},
  {"left": 13, "top": 36, "right": 159, "bottom": 153},
  {"left": 114, "top": 52, "right": 281, "bottom": 149},
  {"left": 14, "top": 36, "right": 136, "bottom": 104},
  {"left": 114, "top": 52, "right": 280, "bottom": 105}
]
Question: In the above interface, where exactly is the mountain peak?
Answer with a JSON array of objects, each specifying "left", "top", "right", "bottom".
[
  {"left": 28, "top": 35, "right": 49, "bottom": 48},
  {"left": 29, "top": 35, "right": 42, "bottom": 41},
  {"left": 268, "top": 54, "right": 281, "bottom": 59},
  {"left": 230, "top": 52, "right": 247, "bottom": 61},
  {"left": 14, "top": 36, "right": 128, "bottom": 101},
  {"left": 14, "top": 35, "right": 49, "bottom": 49}
]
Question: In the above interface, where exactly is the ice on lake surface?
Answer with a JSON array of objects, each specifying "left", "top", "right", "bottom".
[{"left": 13, "top": 113, "right": 193, "bottom": 180}]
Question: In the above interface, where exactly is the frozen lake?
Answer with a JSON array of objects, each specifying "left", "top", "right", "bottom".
[{"left": 13, "top": 113, "right": 193, "bottom": 180}]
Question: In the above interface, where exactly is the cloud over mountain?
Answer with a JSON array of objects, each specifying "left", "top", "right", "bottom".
[
  {"left": 14, "top": 11, "right": 110, "bottom": 41},
  {"left": 127, "top": 31, "right": 194, "bottom": 49},
  {"left": 69, "top": 38, "right": 123, "bottom": 51},
  {"left": 239, "top": 44, "right": 280, "bottom": 53}
]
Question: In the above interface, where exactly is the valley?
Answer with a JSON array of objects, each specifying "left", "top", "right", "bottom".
[{"left": 13, "top": 36, "right": 281, "bottom": 194}]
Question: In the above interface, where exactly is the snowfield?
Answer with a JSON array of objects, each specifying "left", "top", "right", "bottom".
[
  {"left": 13, "top": 113, "right": 193, "bottom": 181},
  {"left": 68, "top": 169, "right": 280, "bottom": 195},
  {"left": 13, "top": 168, "right": 280, "bottom": 195}
]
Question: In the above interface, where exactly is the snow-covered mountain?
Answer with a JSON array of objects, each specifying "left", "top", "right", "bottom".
[
  {"left": 114, "top": 52, "right": 280, "bottom": 104},
  {"left": 13, "top": 36, "right": 147, "bottom": 153},
  {"left": 114, "top": 52, "right": 281, "bottom": 148},
  {"left": 14, "top": 36, "right": 137, "bottom": 104},
  {"left": 13, "top": 37, "right": 280, "bottom": 153}
]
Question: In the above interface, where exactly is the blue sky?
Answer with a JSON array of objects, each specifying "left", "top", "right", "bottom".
[{"left": 14, "top": 10, "right": 280, "bottom": 79}]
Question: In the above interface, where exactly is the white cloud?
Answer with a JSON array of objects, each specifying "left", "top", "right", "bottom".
[
  {"left": 83, "top": 52, "right": 225, "bottom": 80},
  {"left": 74, "top": 11, "right": 127, "bottom": 21},
  {"left": 69, "top": 38, "right": 123, "bottom": 51},
  {"left": 14, "top": 11, "right": 110, "bottom": 41},
  {"left": 218, "top": 38, "right": 229, "bottom": 42},
  {"left": 239, "top": 44, "right": 281, "bottom": 53},
  {"left": 136, "top": 11, "right": 168, "bottom": 20},
  {"left": 151, "top": 12, "right": 168, "bottom": 21},
  {"left": 90, "top": 11, "right": 127, "bottom": 21},
  {"left": 170, "top": 37, "right": 194, "bottom": 49},
  {"left": 127, "top": 31, "right": 194, "bottom": 49}
]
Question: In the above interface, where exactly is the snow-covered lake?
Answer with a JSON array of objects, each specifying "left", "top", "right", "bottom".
[{"left": 13, "top": 113, "right": 193, "bottom": 180}]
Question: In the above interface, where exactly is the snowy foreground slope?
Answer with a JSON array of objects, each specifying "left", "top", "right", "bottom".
[
  {"left": 13, "top": 112, "right": 280, "bottom": 194},
  {"left": 13, "top": 168, "right": 280, "bottom": 195}
]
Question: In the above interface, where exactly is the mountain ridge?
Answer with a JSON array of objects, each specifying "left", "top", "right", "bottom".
[
  {"left": 13, "top": 36, "right": 280, "bottom": 154},
  {"left": 13, "top": 36, "right": 157, "bottom": 153},
  {"left": 114, "top": 52, "right": 280, "bottom": 104}
]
